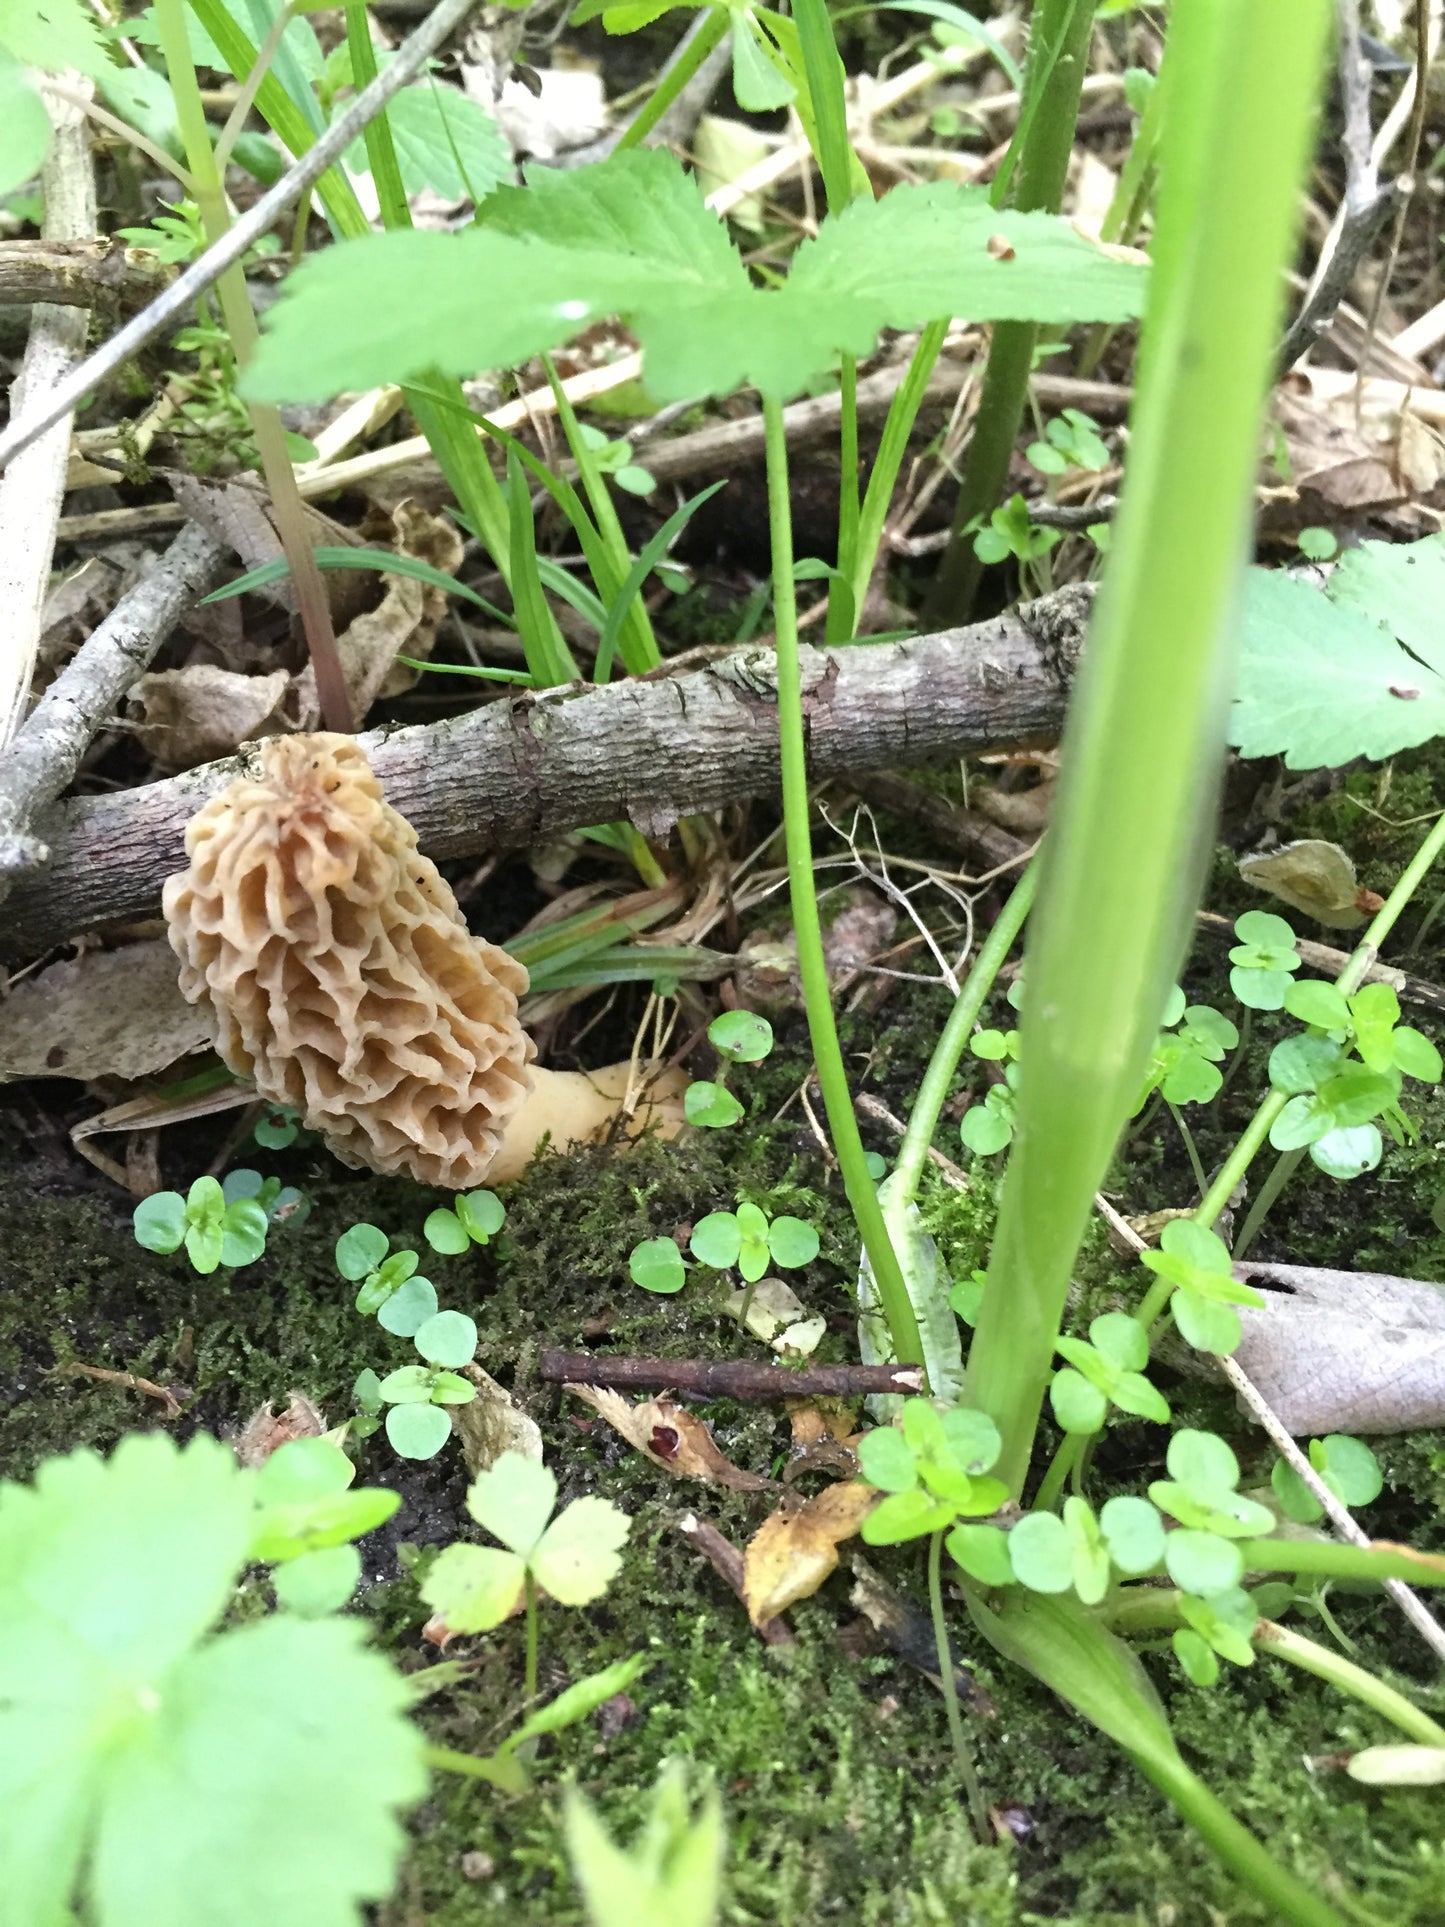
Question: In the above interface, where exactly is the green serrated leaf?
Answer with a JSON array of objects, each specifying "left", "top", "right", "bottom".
[
  {"left": 420, "top": 1541, "right": 526, "bottom": 1631},
  {"left": 0, "top": 51, "right": 52, "bottom": 195},
  {"left": 532, "top": 1495, "right": 631, "bottom": 1604},
  {"left": 349, "top": 82, "right": 509, "bottom": 203},
  {"left": 1, "top": 0, "right": 113, "bottom": 78}
]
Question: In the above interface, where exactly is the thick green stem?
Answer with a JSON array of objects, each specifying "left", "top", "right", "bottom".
[
  {"left": 927, "top": 1527, "right": 989, "bottom": 1838},
  {"left": 893, "top": 856, "right": 1038, "bottom": 1205},
  {"left": 1257, "top": 1621, "right": 1445, "bottom": 1746},
  {"left": 156, "top": 0, "right": 350, "bottom": 731},
  {"left": 1237, "top": 1541, "right": 1445, "bottom": 1587},
  {"left": 764, "top": 399, "right": 924, "bottom": 1371},
  {"left": 925, "top": 0, "right": 1098, "bottom": 626}
]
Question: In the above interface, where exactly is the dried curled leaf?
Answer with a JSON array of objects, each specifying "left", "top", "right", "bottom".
[
  {"left": 564, "top": 1384, "right": 774, "bottom": 1492},
  {"left": 742, "top": 1481, "right": 879, "bottom": 1625},
  {"left": 164, "top": 733, "right": 535, "bottom": 1188}
]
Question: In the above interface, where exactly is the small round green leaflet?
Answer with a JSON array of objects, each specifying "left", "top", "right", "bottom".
[
  {"left": 386, "top": 1402, "right": 454, "bottom": 1459},
  {"left": 254, "top": 1107, "right": 299, "bottom": 1148},
  {"left": 353, "top": 1369, "right": 383, "bottom": 1416},
  {"left": 857, "top": 1426, "right": 918, "bottom": 1494},
  {"left": 1297, "top": 526, "right": 1337, "bottom": 560},
  {"left": 1063, "top": 1497, "right": 1111, "bottom": 1606},
  {"left": 689, "top": 1211, "right": 743, "bottom": 1270},
  {"left": 1050, "top": 1368, "right": 1107, "bottom": 1434},
  {"left": 947, "top": 1521, "right": 1015, "bottom": 1587},
  {"left": 273, "top": 1544, "right": 362, "bottom": 1616},
  {"left": 423, "top": 1207, "right": 471, "bottom": 1255},
  {"left": 767, "top": 1215, "right": 820, "bottom": 1268},
  {"left": 628, "top": 1236, "right": 686, "bottom": 1294},
  {"left": 134, "top": 1191, "right": 187, "bottom": 1254},
  {"left": 1164, "top": 1529, "right": 1245, "bottom": 1595},
  {"left": 1179, "top": 1587, "right": 1257, "bottom": 1669},
  {"left": 376, "top": 1275, "right": 438, "bottom": 1337},
  {"left": 709, "top": 1008, "right": 774, "bottom": 1062},
  {"left": 1283, "top": 979, "right": 1351, "bottom": 1031},
  {"left": 456, "top": 1190, "right": 505, "bottom": 1243},
  {"left": 1309, "top": 1124, "right": 1383, "bottom": 1180},
  {"left": 938, "top": 1407, "right": 1003, "bottom": 1476},
  {"left": 684, "top": 1081, "right": 745, "bottom": 1128},
  {"left": 336, "top": 1222, "right": 389, "bottom": 1280},
  {"left": 219, "top": 1197, "right": 269, "bottom": 1268},
  {"left": 1099, "top": 1495, "right": 1166, "bottom": 1575},
  {"left": 413, "top": 1310, "right": 477, "bottom": 1369},
  {"left": 377, "top": 1365, "right": 434, "bottom": 1403},
  {"left": 860, "top": 1486, "right": 954, "bottom": 1545},
  {"left": 1228, "top": 910, "right": 1301, "bottom": 1010},
  {"left": 1007, "top": 1512, "right": 1074, "bottom": 1594},
  {"left": 1272, "top": 1434, "right": 1383, "bottom": 1523},
  {"left": 960, "top": 1100, "right": 1013, "bottom": 1155},
  {"left": 1169, "top": 1428, "right": 1241, "bottom": 1490}
]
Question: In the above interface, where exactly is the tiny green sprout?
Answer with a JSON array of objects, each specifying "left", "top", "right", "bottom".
[
  {"left": 1139, "top": 1219, "right": 1265, "bottom": 1355},
  {"left": 222, "top": 1168, "right": 309, "bottom": 1229},
  {"left": 1051, "top": 1310, "right": 1171, "bottom": 1434},
  {"left": 1228, "top": 910, "right": 1301, "bottom": 1010},
  {"left": 1137, "top": 1000, "right": 1239, "bottom": 1109},
  {"left": 684, "top": 1082, "right": 744, "bottom": 1128},
  {"left": 857, "top": 1398, "right": 1008, "bottom": 1545},
  {"left": 1148, "top": 1429, "right": 1276, "bottom": 1595},
  {"left": 1296, "top": 525, "right": 1338, "bottom": 561},
  {"left": 960, "top": 1026, "right": 1019, "bottom": 1155},
  {"left": 972, "top": 492, "right": 1059, "bottom": 566},
  {"left": 335, "top": 1223, "right": 438, "bottom": 1335},
  {"left": 352, "top": 1367, "right": 384, "bottom": 1439},
  {"left": 948, "top": 1268, "right": 988, "bottom": 1326},
  {"left": 424, "top": 1189, "right": 505, "bottom": 1255},
  {"left": 133, "top": 1175, "right": 269, "bottom": 1276},
  {"left": 421, "top": 1451, "right": 630, "bottom": 1697},
  {"left": 565, "top": 1760, "right": 724, "bottom": 1927},
  {"left": 863, "top": 1149, "right": 888, "bottom": 1180},
  {"left": 577, "top": 419, "right": 657, "bottom": 497},
  {"left": 1271, "top": 1434, "right": 1383, "bottom": 1525},
  {"left": 685, "top": 1008, "right": 774, "bottom": 1128},
  {"left": 1026, "top": 407, "right": 1110, "bottom": 476},
  {"left": 378, "top": 1311, "right": 479, "bottom": 1460},
  {"left": 1173, "top": 1585, "right": 1259, "bottom": 1687},
  {"left": 253, "top": 1104, "right": 300, "bottom": 1149},
  {"left": 689, "top": 1201, "right": 819, "bottom": 1284},
  {"left": 629, "top": 1235, "right": 687, "bottom": 1294},
  {"left": 251, "top": 1436, "right": 401, "bottom": 1617}
]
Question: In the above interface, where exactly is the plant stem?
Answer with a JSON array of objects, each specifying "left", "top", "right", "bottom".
[
  {"left": 846, "top": 317, "right": 948, "bottom": 628},
  {"left": 1230, "top": 1146, "right": 1302, "bottom": 1258},
  {"left": 155, "top": 0, "right": 351, "bottom": 730},
  {"left": 1256, "top": 1621, "right": 1445, "bottom": 1746},
  {"left": 928, "top": 1527, "right": 989, "bottom": 1839},
  {"left": 524, "top": 1571, "right": 539, "bottom": 1703},
  {"left": 924, "top": 0, "right": 1098, "bottom": 626},
  {"left": 763, "top": 398, "right": 924, "bottom": 1371},
  {"left": 615, "top": 7, "right": 731, "bottom": 152},
  {"left": 893, "top": 857, "right": 1038, "bottom": 1206},
  {"left": 1032, "top": 1432, "right": 1082, "bottom": 1513},
  {"left": 1237, "top": 1540, "right": 1445, "bottom": 1588},
  {"left": 1166, "top": 1100, "right": 1208, "bottom": 1198},
  {"left": 830, "top": 355, "right": 861, "bottom": 641}
]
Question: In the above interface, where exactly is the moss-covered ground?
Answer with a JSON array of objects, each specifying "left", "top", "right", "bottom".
[{"left": 2, "top": 751, "right": 1444, "bottom": 1925}]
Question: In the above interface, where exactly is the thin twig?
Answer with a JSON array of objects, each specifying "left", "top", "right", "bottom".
[
  {"left": 0, "top": 0, "right": 485, "bottom": 476},
  {"left": 0, "top": 79, "right": 96, "bottom": 747},
  {"left": 543, "top": 1352, "right": 924, "bottom": 1398}
]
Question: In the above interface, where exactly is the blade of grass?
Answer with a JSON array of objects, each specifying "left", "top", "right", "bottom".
[{"left": 593, "top": 481, "right": 726, "bottom": 681}]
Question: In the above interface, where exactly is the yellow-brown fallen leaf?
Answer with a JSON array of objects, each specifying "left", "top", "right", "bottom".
[
  {"left": 564, "top": 1383, "right": 775, "bottom": 1491},
  {"left": 742, "top": 1480, "right": 879, "bottom": 1625}
]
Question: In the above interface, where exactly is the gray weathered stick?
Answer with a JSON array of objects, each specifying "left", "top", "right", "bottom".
[
  {"left": 3, "top": 584, "right": 1092, "bottom": 955},
  {"left": 0, "top": 522, "right": 229, "bottom": 886}
]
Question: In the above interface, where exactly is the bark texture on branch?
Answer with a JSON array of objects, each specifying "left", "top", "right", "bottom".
[
  {"left": 0, "top": 238, "right": 176, "bottom": 314},
  {"left": 4, "top": 583, "right": 1092, "bottom": 956}
]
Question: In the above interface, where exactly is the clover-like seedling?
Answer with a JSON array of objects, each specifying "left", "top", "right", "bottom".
[
  {"left": 377, "top": 1310, "right": 479, "bottom": 1459},
  {"left": 253, "top": 1103, "right": 300, "bottom": 1148},
  {"left": 576, "top": 419, "right": 658, "bottom": 497},
  {"left": 421, "top": 1452, "right": 630, "bottom": 1695},
  {"left": 972, "top": 491, "right": 1059, "bottom": 565},
  {"left": 424, "top": 1188, "right": 506, "bottom": 1255},
  {"left": 1271, "top": 1433, "right": 1383, "bottom": 1525},
  {"left": 689, "top": 1201, "right": 820, "bottom": 1284},
  {"left": 335, "top": 1223, "right": 438, "bottom": 1336},
  {"left": 1148, "top": 1429, "right": 1276, "bottom": 1596},
  {"left": 1173, "top": 1584, "right": 1259, "bottom": 1687},
  {"left": 1228, "top": 909, "right": 1302, "bottom": 1010},
  {"left": 251, "top": 1436, "right": 401, "bottom": 1616},
  {"left": 1027, "top": 407, "right": 1109, "bottom": 475},
  {"left": 223, "top": 1167, "right": 310, "bottom": 1229},
  {"left": 953, "top": 1491, "right": 1166, "bottom": 1600},
  {"left": 352, "top": 1367, "right": 385, "bottom": 1439},
  {"left": 1139, "top": 1218, "right": 1264, "bottom": 1355},
  {"left": 959, "top": 1025, "right": 1019, "bottom": 1155},
  {"left": 857, "top": 1398, "right": 1008, "bottom": 1546},
  {"left": 133, "top": 1174, "right": 269, "bottom": 1276},
  {"left": 685, "top": 1007, "right": 775, "bottom": 1129},
  {"left": 1137, "top": 999, "right": 1239, "bottom": 1109},
  {"left": 1050, "top": 1310, "right": 1171, "bottom": 1434},
  {"left": 1266, "top": 1027, "right": 1405, "bottom": 1180}
]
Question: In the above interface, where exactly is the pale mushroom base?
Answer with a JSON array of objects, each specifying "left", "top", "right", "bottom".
[{"left": 483, "top": 1061, "right": 690, "bottom": 1185}]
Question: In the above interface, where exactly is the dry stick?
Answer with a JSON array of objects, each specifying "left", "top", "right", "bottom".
[
  {"left": 0, "top": 80, "right": 97, "bottom": 748},
  {"left": 0, "top": 0, "right": 484, "bottom": 477},
  {"left": 0, "top": 238, "right": 175, "bottom": 313},
  {"left": 0, "top": 521, "right": 228, "bottom": 884},
  {"left": 4, "top": 586, "right": 1093, "bottom": 954},
  {"left": 542, "top": 1353, "right": 924, "bottom": 1398},
  {"left": 675, "top": 1513, "right": 795, "bottom": 1646}
]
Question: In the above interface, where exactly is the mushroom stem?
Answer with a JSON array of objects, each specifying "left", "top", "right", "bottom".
[{"left": 486, "top": 1062, "right": 689, "bottom": 1184}]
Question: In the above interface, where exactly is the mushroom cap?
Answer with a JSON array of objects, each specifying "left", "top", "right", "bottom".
[{"left": 163, "top": 732, "right": 535, "bottom": 1189}]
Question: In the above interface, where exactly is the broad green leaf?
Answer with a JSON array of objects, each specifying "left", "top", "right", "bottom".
[
  {"left": 857, "top": 1428, "right": 918, "bottom": 1494},
  {"left": 1328, "top": 532, "right": 1445, "bottom": 676},
  {"left": 1099, "top": 1495, "right": 1165, "bottom": 1574},
  {"left": 1310, "top": 1123, "right": 1382, "bottom": 1180},
  {"left": 1007, "top": 1512, "right": 1074, "bottom": 1594},
  {"left": 248, "top": 150, "right": 1145, "bottom": 408},
  {"left": 134, "top": 1191, "right": 187, "bottom": 1254},
  {"left": 413, "top": 1310, "right": 477, "bottom": 1369},
  {"left": 629, "top": 1236, "right": 686, "bottom": 1293},
  {"left": 1050, "top": 1368, "right": 1107, "bottom": 1433},
  {"left": 423, "top": 1207, "right": 470, "bottom": 1255},
  {"left": 272, "top": 1545, "right": 361, "bottom": 1616},
  {"left": 532, "top": 1495, "right": 631, "bottom": 1604},
  {"left": 335, "top": 1223, "right": 389, "bottom": 1280},
  {"left": 1231, "top": 564, "right": 1445, "bottom": 769},
  {"left": 1282, "top": 979, "right": 1350, "bottom": 1031},
  {"left": 1167, "top": 1429, "right": 1240, "bottom": 1491},
  {"left": 859, "top": 1487, "right": 953, "bottom": 1544},
  {"left": 939, "top": 1407, "right": 1002, "bottom": 1475},
  {"left": 1, "top": 0, "right": 112, "bottom": 78},
  {"left": 732, "top": 11, "right": 796, "bottom": 109},
  {"left": 0, "top": 52, "right": 51, "bottom": 196},
  {"left": 1163, "top": 1529, "right": 1244, "bottom": 1595},
  {"left": 685, "top": 1081, "right": 745, "bottom": 1127},
  {"left": 467, "top": 1452, "right": 556, "bottom": 1556},
  {"left": 690, "top": 1211, "right": 743, "bottom": 1269},
  {"left": 349, "top": 83, "right": 509, "bottom": 203},
  {"left": 219, "top": 1199, "right": 268, "bottom": 1267}
]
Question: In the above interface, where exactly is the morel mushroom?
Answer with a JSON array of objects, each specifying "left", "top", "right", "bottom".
[{"left": 164, "top": 733, "right": 684, "bottom": 1189}]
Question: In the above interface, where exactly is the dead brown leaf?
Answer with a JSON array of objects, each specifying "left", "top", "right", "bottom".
[
  {"left": 1238, "top": 840, "right": 1381, "bottom": 930},
  {"left": 453, "top": 1365, "right": 543, "bottom": 1475},
  {"left": 130, "top": 664, "right": 291, "bottom": 770},
  {"left": 742, "top": 1480, "right": 879, "bottom": 1625},
  {"left": 0, "top": 940, "right": 211, "bottom": 1079},
  {"left": 564, "top": 1383, "right": 775, "bottom": 1491}
]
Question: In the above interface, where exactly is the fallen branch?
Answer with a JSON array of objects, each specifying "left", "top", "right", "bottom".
[
  {"left": 0, "top": 237, "right": 175, "bottom": 314},
  {"left": 4, "top": 583, "right": 1092, "bottom": 955},
  {"left": 541, "top": 1352, "right": 925, "bottom": 1399},
  {"left": 0, "top": 522, "right": 228, "bottom": 886}
]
